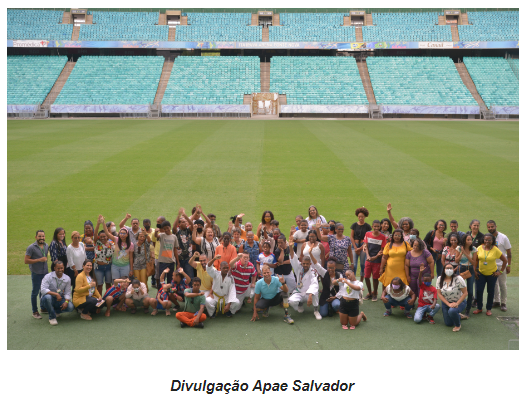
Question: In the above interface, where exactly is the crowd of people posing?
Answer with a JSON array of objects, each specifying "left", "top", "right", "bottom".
[{"left": 25, "top": 204, "right": 512, "bottom": 333}]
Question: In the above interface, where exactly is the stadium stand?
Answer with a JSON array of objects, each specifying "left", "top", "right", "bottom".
[
  {"left": 507, "top": 58, "right": 519, "bottom": 80},
  {"left": 270, "top": 57, "right": 368, "bottom": 105},
  {"left": 174, "top": 13, "right": 261, "bottom": 42},
  {"left": 7, "top": 55, "right": 68, "bottom": 105},
  {"left": 367, "top": 56, "right": 478, "bottom": 105},
  {"left": 54, "top": 56, "right": 164, "bottom": 104},
  {"left": 162, "top": 57, "right": 260, "bottom": 104},
  {"left": 79, "top": 11, "right": 169, "bottom": 41},
  {"left": 268, "top": 13, "right": 356, "bottom": 42},
  {"left": 458, "top": 11, "right": 519, "bottom": 41},
  {"left": 463, "top": 57, "right": 519, "bottom": 108},
  {"left": 7, "top": 9, "right": 72, "bottom": 41},
  {"left": 362, "top": 12, "right": 451, "bottom": 42}
]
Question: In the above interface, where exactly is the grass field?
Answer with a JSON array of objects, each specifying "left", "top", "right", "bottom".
[{"left": 7, "top": 119, "right": 519, "bottom": 349}]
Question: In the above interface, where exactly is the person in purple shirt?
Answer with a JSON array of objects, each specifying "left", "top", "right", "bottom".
[{"left": 405, "top": 239, "right": 435, "bottom": 302}]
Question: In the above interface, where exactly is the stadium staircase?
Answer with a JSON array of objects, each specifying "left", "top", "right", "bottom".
[
  {"left": 158, "top": 13, "right": 167, "bottom": 25},
  {"left": 344, "top": 16, "right": 351, "bottom": 26},
  {"left": 62, "top": 11, "right": 71, "bottom": 24},
  {"left": 262, "top": 26, "right": 269, "bottom": 41},
  {"left": 153, "top": 58, "right": 174, "bottom": 108},
  {"left": 86, "top": 14, "right": 93, "bottom": 24},
  {"left": 454, "top": 62, "right": 487, "bottom": 108},
  {"left": 72, "top": 26, "right": 80, "bottom": 40},
  {"left": 251, "top": 14, "right": 258, "bottom": 26},
  {"left": 356, "top": 59, "right": 376, "bottom": 105},
  {"left": 461, "top": 13, "right": 469, "bottom": 25},
  {"left": 355, "top": 26, "right": 363, "bottom": 41},
  {"left": 451, "top": 25, "right": 460, "bottom": 41},
  {"left": 243, "top": 95, "right": 252, "bottom": 104},
  {"left": 181, "top": 16, "right": 187, "bottom": 25},
  {"left": 261, "top": 61, "right": 270, "bottom": 92},
  {"left": 39, "top": 60, "right": 76, "bottom": 116},
  {"left": 169, "top": 27, "right": 176, "bottom": 41},
  {"left": 273, "top": 14, "right": 280, "bottom": 26},
  {"left": 365, "top": 14, "right": 373, "bottom": 26},
  {"left": 438, "top": 15, "right": 446, "bottom": 25}
]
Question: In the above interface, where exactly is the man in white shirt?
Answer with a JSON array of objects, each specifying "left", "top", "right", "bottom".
[
  {"left": 487, "top": 220, "right": 512, "bottom": 311},
  {"left": 40, "top": 261, "right": 74, "bottom": 325},
  {"left": 205, "top": 257, "right": 240, "bottom": 318},
  {"left": 288, "top": 243, "right": 321, "bottom": 320}
]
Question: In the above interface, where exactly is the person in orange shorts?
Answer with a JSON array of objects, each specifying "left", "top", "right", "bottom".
[{"left": 175, "top": 277, "right": 207, "bottom": 328}]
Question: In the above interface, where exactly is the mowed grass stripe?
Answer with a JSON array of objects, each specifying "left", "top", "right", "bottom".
[
  {"left": 309, "top": 121, "right": 518, "bottom": 275},
  {"left": 256, "top": 120, "right": 382, "bottom": 227},
  {"left": 7, "top": 120, "right": 195, "bottom": 274},
  {"left": 7, "top": 120, "right": 190, "bottom": 204},
  {"left": 120, "top": 120, "right": 266, "bottom": 227}
]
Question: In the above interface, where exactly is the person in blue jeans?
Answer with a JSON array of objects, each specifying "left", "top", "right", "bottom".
[
  {"left": 25, "top": 230, "right": 50, "bottom": 319},
  {"left": 310, "top": 256, "right": 343, "bottom": 318},
  {"left": 436, "top": 263, "right": 468, "bottom": 332},
  {"left": 414, "top": 265, "right": 440, "bottom": 324},
  {"left": 39, "top": 261, "right": 75, "bottom": 325},
  {"left": 455, "top": 234, "right": 478, "bottom": 318},
  {"left": 381, "top": 277, "right": 416, "bottom": 318}
]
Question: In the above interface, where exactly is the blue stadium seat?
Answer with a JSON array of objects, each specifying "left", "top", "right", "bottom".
[
  {"left": 174, "top": 13, "right": 261, "bottom": 42},
  {"left": 7, "top": 9, "right": 72, "bottom": 40},
  {"left": 459, "top": 11, "right": 518, "bottom": 41},
  {"left": 269, "top": 13, "right": 356, "bottom": 42}
]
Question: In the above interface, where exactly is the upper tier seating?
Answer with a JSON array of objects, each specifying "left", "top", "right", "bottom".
[
  {"left": 7, "top": 55, "right": 67, "bottom": 104},
  {"left": 362, "top": 12, "right": 451, "bottom": 42},
  {"left": 458, "top": 11, "right": 519, "bottom": 41},
  {"left": 175, "top": 13, "right": 261, "bottom": 42},
  {"left": 7, "top": 9, "right": 72, "bottom": 41},
  {"left": 54, "top": 56, "right": 164, "bottom": 105},
  {"left": 367, "top": 56, "right": 477, "bottom": 105},
  {"left": 463, "top": 57, "right": 518, "bottom": 107},
  {"left": 269, "top": 13, "right": 356, "bottom": 42},
  {"left": 162, "top": 56, "right": 260, "bottom": 105},
  {"left": 270, "top": 56, "right": 368, "bottom": 105},
  {"left": 79, "top": 11, "right": 168, "bottom": 41}
]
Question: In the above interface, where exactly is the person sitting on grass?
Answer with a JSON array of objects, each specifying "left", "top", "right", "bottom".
[
  {"left": 160, "top": 267, "right": 191, "bottom": 311},
  {"left": 251, "top": 265, "right": 293, "bottom": 324},
  {"left": 381, "top": 277, "right": 416, "bottom": 318},
  {"left": 40, "top": 261, "right": 75, "bottom": 326},
  {"left": 73, "top": 260, "right": 103, "bottom": 321},
  {"left": 437, "top": 263, "right": 468, "bottom": 332},
  {"left": 413, "top": 265, "right": 440, "bottom": 324},
  {"left": 154, "top": 283, "right": 173, "bottom": 316},
  {"left": 97, "top": 276, "right": 130, "bottom": 316},
  {"left": 338, "top": 269, "right": 367, "bottom": 330},
  {"left": 205, "top": 258, "right": 240, "bottom": 318},
  {"left": 175, "top": 277, "right": 207, "bottom": 329},
  {"left": 125, "top": 279, "right": 155, "bottom": 314}
]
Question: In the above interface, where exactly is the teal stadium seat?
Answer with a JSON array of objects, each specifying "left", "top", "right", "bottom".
[
  {"left": 79, "top": 11, "right": 168, "bottom": 41},
  {"left": 162, "top": 57, "right": 260, "bottom": 105},
  {"left": 459, "top": 11, "right": 518, "bottom": 41},
  {"left": 269, "top": 13, "right": 356, "bottom": 42},
  {"left": 269, "top": 57, "right": 368, "bottom": 105},
  {"left": 7, "top": 9, "right": 72, "bottom": 40},
  {"left": 174, "top": 13, "right": 261, "bottom": 42},
  {"left": 463, "top": 57, "right": 518, "bottom": 108},
  {"left": 54, "top": 56, "right": 164, "bottom": 105},
  {"left": 362, "top": 12, "right": 451, "bottom": 42},
  {"left": 7, "top": 55, "right": 68, "bottom": 104},
  {"left": 367, "top": 56, "right": 477, "bottom": 106}
]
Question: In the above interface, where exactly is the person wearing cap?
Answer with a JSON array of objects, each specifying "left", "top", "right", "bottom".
[
  {"left": 40, "top": 261, "right": 74, "bottom": 325},
  {"left": 205, "top": 258, "right": 240, "bottom": 318}
]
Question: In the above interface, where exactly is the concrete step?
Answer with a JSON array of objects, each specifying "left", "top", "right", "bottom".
[
  {"left": 168, "top": 27, "right": 176, "bottom": 41},
  {"left": 243, "top": 95, "right": 252, "bottom": 104},
  {"left": 42, "top": 61, "right": 76, "bottom": 107},
  {"left": 279, "top": 94, "right": 287, "bottom": 105},
  {"left": 260, "top": 62, "right": 270, "bottom": 93},
  {"left": 251, "top": 14, "right": 258, "bottom": 26},
  {"left": 158, "top": 13, "right": 166, "bottom": 25},
  {"left": 86, "top": 14, "right": 93, "bottom": 24},
  {"left": 273, "top": 14, "right": 280, "bottom": 26},
  {"left": 72, "top": 25, "right": 80, "bottom": 40},
  {"left": 356, "top": 60, "right": 376, "bottom": 104},
  {"left": 343, "top": 16, "right": 351, "bottom": 26},
  {"left": 262, "top": 26, "right": 269, "bottom": 42},
  {"left": 355, "top": 26, "right": 363, "bottom": 41},
  {"left": 181, "top": 16, "right": 187, "bottom": 25},
  {"left": 154, "top": 59, "right": 174, "bottom": 104},
  {"left": 451, "top": 25, "right": 460, "bottom": 41},
  {"left": 365, "top": 14, "right": 373, "bottom": 26},
  {"left": 461, "top": 13, "right": 469, "bottom": 25},
  {"left": 62, "top": 11, "right": 71, "bottom": 24},
  {"left": 455, "top": 62, "right": 487, "bottom": 108},
  {"left": 438, "top": 15, "right": 446, "bottom": 25}
]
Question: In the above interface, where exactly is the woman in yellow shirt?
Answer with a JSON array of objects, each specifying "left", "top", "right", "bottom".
[
  {"left": 474, "top": 233, "right": 507, "bottom": 316},
  {"left": 73, "top": 260, "right": 102, "bottom": 321},
  {"left": 380, "top": 229, "right": 412, "bottom": 289}
]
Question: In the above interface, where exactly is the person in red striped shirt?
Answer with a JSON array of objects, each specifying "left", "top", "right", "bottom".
[{"left": 229, "top": 251, "right": 257, "bottom": 312}]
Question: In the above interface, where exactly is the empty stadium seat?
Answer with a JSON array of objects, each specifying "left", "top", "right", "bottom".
[
  {"left": 174, "top": 13, "right": 260, "bottom": 42},
  {"left": 362, "top": 12, "right": 451, "bottom": 42},
  {"left": 458, "top": 11, "right": 519, "bottom": 41},
  {"left": 463, "top": 57, "right": 518, "bottom": 108},
  {"left": 270, "top": 56, "right": 368, "bottom": 105},
  {"left": 7, "top": 55, "right": 67, "bottom": 104},
  {"left": 7, "top": 9, "right": 72, "bottom": 40},
  {"left": 79, "top": 11, "right": 168, "bottom": 41},
  {"left": 54, "top": 56, "right": 164, "bottom": 105},
  {"left": 162, "top": 57, "right": 260, "bottom": 105},
  {"left": 269, "top": 13, "right": 356, "bottom": 42},
  {"left": 367, "top": 56, "right": 477, "bottom": 106}
]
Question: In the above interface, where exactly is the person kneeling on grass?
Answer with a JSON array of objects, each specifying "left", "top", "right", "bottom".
[
  {"left": 229, "top": 252, "right": 257, "bottom": 311},
  {"left": 160, "top": 267, "right": 191, "bottom": 312},
  {"left": 381, "top": 277, "right": 416, "bottom": 318},
  {"left": 40, "top": 261, "right": 75, "bottom": 326},
  {"left": 205, "top": 258, "right": 240, "bottom": 318},
  {"left": 338, "top": 269, "right": 367, "bottom": 330},
  {"left": 437, "top": 263, "right": 468, "bottom": 332},
  {"left": 288, "top": 243, "right": 321, "bottom": 320},
  {"left": 153, "top": 283, "right": 173, "bottom": 316},
  {"left": 175, "top": 277, "right": 207, "bottom": 329},
  {"left": 73, "top": 260, "right": 103, "bottom": 321},
  {"left": 97, "top": 276, "right": 130, "bottom": 316},
  {"left": 308, "top": 252, "right": 343, "bottom": 318},
  {"left": 125, "top": 279, "right": 156, "bottom": 314},
  {"left": 251, "top": 265, "right": 293, "bottom": 324},
  {"left": 413, "top": 265, "right": 440, "bottom": 324}
]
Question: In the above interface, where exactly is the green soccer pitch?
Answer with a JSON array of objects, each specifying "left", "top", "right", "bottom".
[{"left": 7, "top": 119, "right": 519, "bottom": 350}]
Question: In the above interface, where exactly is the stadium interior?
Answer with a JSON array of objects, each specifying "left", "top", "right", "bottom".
[{"left": 7, "top": 8, "right": 519, "bottom": 119}]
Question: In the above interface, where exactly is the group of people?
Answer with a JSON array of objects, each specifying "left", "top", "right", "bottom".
[{"left": 25, "top": 204, "right": 512, "bottom": 333}]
